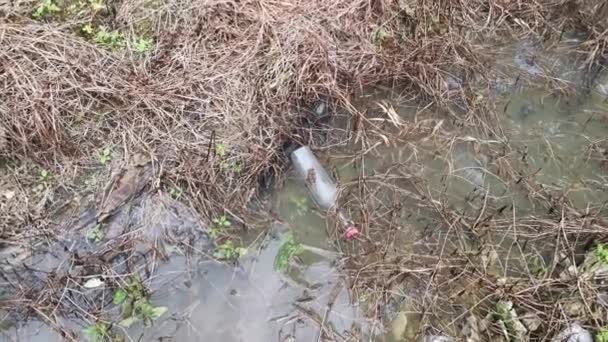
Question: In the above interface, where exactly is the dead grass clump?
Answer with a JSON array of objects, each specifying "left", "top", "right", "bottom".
[
  {"left": 335, "top": 120, "right": 608, "bottom": 339},
  {"left": 0, "top": 0, "right": 497, "bottom": 234},
  {"left": 0, "top": 0, "right": 491, "bottom": 333}
]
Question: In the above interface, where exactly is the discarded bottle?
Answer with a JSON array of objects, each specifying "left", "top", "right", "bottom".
[
  {"left": 290, "top": 146, "right": 360, "bottom": 240},
  {"left": 290, "top": 146, "right": 338, "bottom": 210}
]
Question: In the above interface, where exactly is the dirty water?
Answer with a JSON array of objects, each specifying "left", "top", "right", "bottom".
[
  {"left": 4, "top": 38, "right": 608, "bottom": 341},
  {"left": 1, "top": 183, "right": 376, "bottom": 342}
]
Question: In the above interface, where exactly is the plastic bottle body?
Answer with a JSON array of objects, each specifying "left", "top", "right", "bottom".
[{"left": 290, "top": 146, "right": 338, "bottom": 210}]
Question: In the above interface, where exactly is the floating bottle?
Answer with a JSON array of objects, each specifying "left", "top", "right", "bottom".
[{"left": 290, "top": 146, "right": 359, "bottom": 240}]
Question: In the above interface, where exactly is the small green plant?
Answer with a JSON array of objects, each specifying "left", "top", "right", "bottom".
[
  {"left": 86, "top": 224, "right": 104, "bottom": 242},
  {"left": 89, "top": 0, "right": 104, "bottom": 11},
  {"left": 82, "top": 321, "right": 114, "bottom": 342},
  {"left": 274, "top": 233, "right": 303, "bottom": 272},
  {"left": 133, "top": 38, "right": 153, "bottom": 54},
  {"left": 213, "top": 143, "right": 242, "bottom": 173},
  {"left": 597, "top": 328, "right": 608, "bottom": 342},
  {"left": 34, "top": 169, "right": 50, "bottom": 192},
  {"left": 594, "top": 243, "right": 608, "bottom": 265},
  {"left": 169, "top": 185, "right": 182, "bottom": 199},
  {"left": 98, "top": 148, "right": 112, "bottom": 165},
  {"left": 209, "top": 215, "right": 231, "bottom": 238},
  {"left": 32, "top": 0, "right": 60, "bottom": 19},
  {"left": 213, "top": 240, "right": 247, "bottom": 261},
  {"left": 219, "top": 160, "right": 242, "bottom": 173},
  {"left": 39, "top": 169, "right": 50, "bottom": 183},
  {"left": 230, "top": 162, "right": 242, "bottom": 173},
  {"left": 493, "top": 300, "right": 527, "bottom": 340},
  {"left": 527, "top": 254, "right": 547, "bottom": 276},
  {"left": 94, "top": 28, "right": 127, "bottom": 49},
  {"left": 213, "top": 215, "right": 231, "bottom": 228},
  {"left": 289, "top": 196, "right": 309, "bottom": 216},
  {"left": 495, "top": 301, "right": 514, "bottom": 332},
  {"left": 82, "top": 24, "right": 95, "bottom": 36},
  {"left": 372, "top": 27, "right": 389, "bottom": 47},
  {"left": 113, "top": 279, "right": 168, "bottom": 328},
  {"left": 215, "top": 143, "right": 227, "bottom": 158}
]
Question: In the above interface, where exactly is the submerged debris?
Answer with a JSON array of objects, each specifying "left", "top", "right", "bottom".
[{"left": 551, "top": 323, "right": 593, "bottom": 342}]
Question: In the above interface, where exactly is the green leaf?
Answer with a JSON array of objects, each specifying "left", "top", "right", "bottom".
[
  {"left": 150, "top": 306, "right": 168, "bottom": 319},
  {"left": 213, "top": 249, "right": 226, "bottom": 259},
  {"left": 48, "top": 2, "right": 59, "bottom": 11},
  {"left": 99, "top": 148, "right": 112, "bottom": 164},
  {"left": 595, "top": 243, "right": 608, "bottom": 264},
  {"left": 138, "top": 300, "right": 154, "bottom": 314},
  {"left": 119, "top": 316, "right": 139, "bottom": 328},
  {"left": 121, "top": 300, "right": 133, "bottom": 319},
  {"left": 82, "top": 24, "right": 94, "bottom": 35},
  {"left": 231, "top": 163, "right": 242, "bottom": 173},
  {"left": 33, "top": 7, "right": 43, "bottom": 18},
  {"left": 89, "top": 0, "right": 103, "bottom": 11},
  {"left": 373, "top": 27, "right": 389, "bottom": 47},
  {"left": 82, "top": 325, "right": 100, "bottom": 342},
  {"left": 235, "top": 247, "right": 247, "bottom": 257},
  {"left": 215, "top": 143, "right": 226, "bottom": 157},
  {"left": 82, "top": 322, "right": 109, "bottom": 342},
  {"left": 597, "top": 329, "right": 608, "bottom": 342},
  {"left": 113, "top": 289, "right": 128, "bottom": 305},
  {"left": 32, "top": 0, "right": 60, "bottom": 19},
  {"left": 133, "top": 38, "right": 153, "bottom": 54},
  {"left": 274, "top": 233, "right": 303, "bottom": 272},
  {"left": 87, "top": 224, "right": 104, "bottom": 242}
]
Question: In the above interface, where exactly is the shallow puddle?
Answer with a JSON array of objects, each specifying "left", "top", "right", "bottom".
[{"left": 1, "top": 181, "right": 374, "bottom": 342}]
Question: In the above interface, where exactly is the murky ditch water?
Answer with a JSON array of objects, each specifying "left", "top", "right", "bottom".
[{"left": 3, "top": 37, "right": 608, "bottom": 341}]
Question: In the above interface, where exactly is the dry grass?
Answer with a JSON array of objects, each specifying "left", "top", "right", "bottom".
[
  {"left": 330, "top": 83, "right": 608, "bottom": 340},
  {"left": 1, "top": 0, "right": 608, "bottom": 340}
]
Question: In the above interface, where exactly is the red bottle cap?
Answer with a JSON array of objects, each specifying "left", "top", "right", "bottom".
[{"left": 344, "top": 226, "right": 360, "bottom": 241}]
